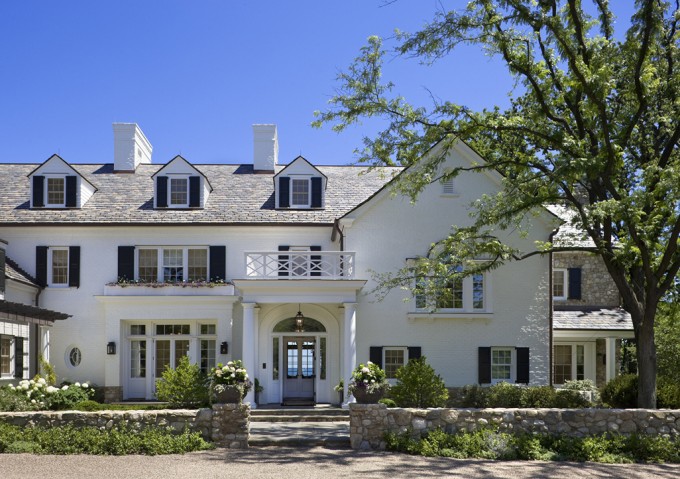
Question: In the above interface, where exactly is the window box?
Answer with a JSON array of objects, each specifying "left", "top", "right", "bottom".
[{"left": 103, "top": 281, "right": 235, "bottom": 296}]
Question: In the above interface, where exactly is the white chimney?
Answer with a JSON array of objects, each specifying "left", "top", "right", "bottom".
[
  {"left": 252, "top": 124, "right": 278, "bottom": 172},
  {"left": 113, "top": 123, "right": 153, "bottom": 172}
]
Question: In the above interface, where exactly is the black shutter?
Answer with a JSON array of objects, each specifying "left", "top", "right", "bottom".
[
  {"left": 36, "top": 246, "right": 48, "bottom": 287},
  {"left": 278, "top": 177, "right": 290, "bottom": 208},
  {"left": 209, "top": 246, "right": 226, "bottom": 281},
  {"left": 370, "top": 346, "right": 383, "bottom": 368},
  {"left": 0, "top": 247, "right": 5, "bottom": 293},
  {"left": 516, "top": 347, "right": 530, "bottom": 384},
  {"left": 310, "top": 245, "right": 322, "bottom": 277},
  {"left": 189, "top": 176, "right": 201, "bottom": 207},
  {"left": 568, "top": 267, "right": 582, "bottom": 300},
  {"left": 407, "top": 347, "right": 422, "bottom": 363},
  {"left": 33, "top": 176, "right": 45, "bottom": 207},
  {"left": 156, "top": 176, "right": 168, "bottom": 207},
  {"left": 478, "top": 347, "right": 491, "bottom": 384},
  {"left": 278, "top": 245, "right": 290, "bottom": 277},
  {"left": 311, "top": 177, "right": 322, "bottom": 208},
  {"left": 14, "top": 337, "right": 24, "bottom": 379},
  {"left": 118, "top": 246, "right": 135, "bottom": 281},
  {"left": 68, "top": 246, "right": 80, "bottom": 288},
  {"left": 65, "top": 175, "right": 77, "bottom": 207}
]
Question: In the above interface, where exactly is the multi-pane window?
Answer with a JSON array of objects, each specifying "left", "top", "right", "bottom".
[
  {"left": 416, "top": 266, "right": 485, "bottom": 311},
  {"left": 491, "top": 348, "right": 512, "bottom": 382},
  {"left": 200, "top": 340, "right": 216, "bottom": 374},
  {"left": 138, "top": 247, "right": 208, "bottom": 283},
  {"left": 155, "top": 324, "right": 190, "bottom": 335},
  {"left": 47, "top": 177, "right": 65, "bottom": 205},
  {"left": 51, "top": 249, "right": 69, "bottom": 285},
  {"left": 384, "top": 348, "right": 406, "bottom": 379},
  {"left": 200, "top": 324, "right": 216, "bottom": 335},
  {"left": 170, "top": 178, "right": 188, "bottom": 206},
  {"left": 553, "top": 344, "right": 585, "bottom": 384},
  {"left": 188, "top": 249, "right": 208, "bottom": 281},
  {"left": 130, "top": 340, "right": 146, "bottom": 378},
  {"left": 0, "top": 337, "right": 10, "bottom": 376},
  {"left": 291, "top": 179, "right": 310, "bottom": 206},
  {"left": 472, "top": 273, "right": 484, "bottom": 309},
  {"left": 138, "top": 249, "right": 158, "bottom": 282},
  {"left": 130, "top": 325, "right": 146, "bottom": 335},
  {"left": 553, "top": 269, "right": 567, "bottom": 300},
  {"left": 163, "top": 249, "right": 183, "bottom": 282}
]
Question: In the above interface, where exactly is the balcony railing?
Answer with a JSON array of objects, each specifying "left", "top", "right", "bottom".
[{"left": 245, "top": 251, "right": 355, "bottom": 280}]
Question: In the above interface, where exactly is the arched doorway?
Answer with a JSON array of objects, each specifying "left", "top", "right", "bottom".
[{"left": 273, "top": 317, "right": 327, "bottom": 405}]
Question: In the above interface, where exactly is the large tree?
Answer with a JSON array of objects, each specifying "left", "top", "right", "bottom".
[{"left": 314, "top": 0, "right": 680, "bottom": 408}]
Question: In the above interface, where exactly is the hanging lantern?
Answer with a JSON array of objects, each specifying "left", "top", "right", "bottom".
[{"left": 295, "top": 304, "right": 305, "bottom": 332}]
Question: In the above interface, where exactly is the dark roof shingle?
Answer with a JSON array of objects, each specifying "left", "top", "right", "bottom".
[{"left": 553, "top": 308, "right": 633, "bottom": 330}]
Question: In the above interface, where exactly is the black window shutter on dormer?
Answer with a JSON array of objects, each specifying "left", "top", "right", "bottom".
[
  {"left": 478, "top": 347, "right": 491, "bottom": 384},
  {"left": 0, "top": 248, "right": 5, "bottom": 293},
  {"left": 65, "top": 176, "right": 77, "bottom": 207},
  {"left": 279, "top": 177, "right": 290, "bottom": 208},
  {"left": 311, "top": 177, "right": 322, "bottom": 208},
  {"left": 370, "top": 346, "right": 383, "bottom": 368},
  {"left": 35, "top": 246, "right": 48, "bottom": 287},
  {"left": 515, "top": 347, "right": 530, "bottom": 384},
  {"left": 568, "top": 267, "right": 582, "bottom": 300},
  {"left": 118, "top": 246, "right": 135, "bottom": 281},
  {"left": 157, "top": 176, "right": 168, "bottom": 207},
  {"left": 33, "top": 176, "right": 45, "bottom": 207},
  {"left": 189, "top": 176, "right": 201, "bottom": 207},
  {"left": 68, "top": 246, "right": 80, "bottom": 288},
  {"left": 209, "top": 246, "right": 226, "bottom": 281}
]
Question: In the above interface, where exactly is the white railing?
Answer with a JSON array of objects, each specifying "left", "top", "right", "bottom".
[{"left": 245, "top": 251, "right": 355, "bottom": 279}]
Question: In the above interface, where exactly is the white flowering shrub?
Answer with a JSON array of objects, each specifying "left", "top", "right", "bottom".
[
  {"left": 5, "top": 377, "right": 93, "bottom": 411},
  {"left": 210, "top": 360, "right": 252, "bottom": 395},
  {"left": 348, "top": 361, "right": 388, "bottom": 394}
]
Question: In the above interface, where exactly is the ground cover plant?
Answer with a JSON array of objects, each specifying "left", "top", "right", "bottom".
[
  {"left": 0, "top": 422, "right": 213, "bottom": 455},
  {"left": 385, "top": 428, "right": 680, "bottom": 463}
]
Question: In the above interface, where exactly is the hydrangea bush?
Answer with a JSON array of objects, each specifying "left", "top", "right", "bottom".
[
  {"left": 348, "top": 361, "right": 389, "bottom": 395},
  {"left": 210, "top": 360, "right": 252, "bottom": 396},
  {"left": 5, "top": 377, "right": 93, "bottom": 411}
]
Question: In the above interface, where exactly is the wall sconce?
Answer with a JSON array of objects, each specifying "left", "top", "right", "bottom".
[
  {"left": 106, "top": 342, "right": 116, "bottom": 355},
  {"left": 220, "top": 341, "right": 229, "bottom": 354}
]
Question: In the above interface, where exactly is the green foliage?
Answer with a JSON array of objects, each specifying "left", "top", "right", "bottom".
[
  {"left": 74, "top": 400, "right": 104, "bottom": 411},
  {"left": 552, "top": 390, "right": 591, "bottom": 409},
  {"left": 459, "top": 383, "right": 593, "bottom": 408},
  {"left": 315, "top": 0, "right": 680, "bottom": 408},
  {"left": 38, "top": 355, "right": 56, "bottom": 386},
  {"left": 657, "top": 376, "right": 680, "bottom": 409},
  {"left": 379, "top": 398, "right": 397, "bottom": 408},
  {"left": 656, "top": 302, "right": 680, "bottom": 383},
  {"left": 155, "top": 356, "right": 209, "bottom": 408},
  {"left": 460, "top": 385, "right": 489, "bottom": 408},
  {"left": 520, "top": 386, "right": 557, "bottom": 408},
  {"left": 486, "top": 382, "right": 523, "bottom": 408},
  {"left": 601, "top": 374, "right": 639, "bottom": 408},
  {"left": 44, "top": 384, "right": 94, "bottom": 411},
  {"left": 348, "top": 361, "right": 388, "bottom": 395},
  {"left": 0, "top": 387, "right": 37, "bottom": 412},
  {"left": 386, "top": 428, "right": 680, "bottom": 463},
  {"left": 390, "top": 357, "right": 448, "bottom": 408},
  {"left": 0, "top": 422, "right": 213, "bottom": 455}
]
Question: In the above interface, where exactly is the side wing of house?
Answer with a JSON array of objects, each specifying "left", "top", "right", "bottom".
[{"left": 340, "top": 141, "right": 555, "bottom": 388}]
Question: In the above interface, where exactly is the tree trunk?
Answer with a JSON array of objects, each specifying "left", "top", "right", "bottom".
[{"left": 635, "top": 310, "right": 657, "bottom": 408}]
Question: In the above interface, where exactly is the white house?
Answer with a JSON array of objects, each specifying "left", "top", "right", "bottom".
[{"left": 0, "top": 123, "right": 628, "bottom": 405}]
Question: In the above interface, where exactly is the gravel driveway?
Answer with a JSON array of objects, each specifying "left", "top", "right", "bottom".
[{"left": 0, "top": 446, "right": 678, "bottom": 478}]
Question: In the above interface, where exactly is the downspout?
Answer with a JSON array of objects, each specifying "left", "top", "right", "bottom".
[
  {"left": 331, "top": 218, "right": 345, "bottom": 251},
  {"left": 33, "top": 286, "right": 44, "bottom": 376},
  {"left": 548, "top": 230, "right": 556, "bottom": 387}
]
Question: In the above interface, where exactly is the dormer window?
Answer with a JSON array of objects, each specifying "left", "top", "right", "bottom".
[
  {"left": 46, "top": 177, "right": 65, "bottom": 206},
  {"left": 170, "top": 177, "right": 189, "bottom": 206},
  {"left": 291, "top": 178, "right": 310, "bottom": 207},
  {"left": 274, "top": 156, "right": 326, "bottom": 209}
]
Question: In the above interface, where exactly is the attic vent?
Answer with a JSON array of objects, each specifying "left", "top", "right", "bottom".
[{"left": 441, "top": 178, "right": 456, "bottom": 195}]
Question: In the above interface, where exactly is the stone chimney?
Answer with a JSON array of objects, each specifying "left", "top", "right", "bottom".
[
  {"left": 113, "top": 123, "right": 153, "bottom": 172},
  {"left": 252, "top": 124, "right": 278, "bottom": 172}
]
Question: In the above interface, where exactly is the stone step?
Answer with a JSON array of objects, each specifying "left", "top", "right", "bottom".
[
  {"left": 251, "top": 415, "right": 349, "bottom": 423},
  {"left": 248, "top": 421, "right": 350, "bottom": 448},
  {"left": 251, "top": 408, "right": 348, "bottom": 417}
]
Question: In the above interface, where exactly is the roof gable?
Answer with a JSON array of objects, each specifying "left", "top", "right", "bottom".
[
  {"left": 274, "top": 156, "right": 327, "bottom": 181},
  {"left": 151, "top": 155, "right": 214, "bottom": 192},
  {"left": 27, "top": 154, "right": 97, "bottom": 191}
]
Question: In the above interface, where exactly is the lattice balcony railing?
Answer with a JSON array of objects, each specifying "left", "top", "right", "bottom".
[{"left": 245, "top": 251, "right": 355, "bottom": 279}]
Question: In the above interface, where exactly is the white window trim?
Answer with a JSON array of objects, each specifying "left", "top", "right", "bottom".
[
  {"left": 168, "top": 176, "right": 190, "bottom": 207},
  {"left": 383, "top": 346, "right": 409, "bottom": 383},
  {"left": 135, "top": 246, "right": 209, "bottom": 283},
  {"left": 47, "top": 247, "right": 70, "bottom": 287},
  {"left": 0, "top": 335, "right": 14, "bottom": 379},
  {"left": 490, "top": 347, "right": 515, "bottom": 384},
  {"left": 415, "top": 269, "right": 492, "bottom": 313},
  {"left": 290, "top": 177, "right": 311, "bottom": 208},
  {"left": 553, "top": 268, "right": 568, "bottom": 301},
  {"left": 553, "top": 342, "right": 593, "bottom": 385},
  {"left": 44, "top": 174, "right": 67, "bottom": 208}
]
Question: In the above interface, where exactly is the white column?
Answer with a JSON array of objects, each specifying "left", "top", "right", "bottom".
[
  {"left": 605, "top": 337, "right": 617, "bottom": 383},
  {"left": 253, "top": 306, "right": 260, "bottom": 406},
  {"left": 342, "top": 302, "right": 357, "bottom": 408},
  {"left": 242, "top": 303, "right": 257, "bottom": 408}
]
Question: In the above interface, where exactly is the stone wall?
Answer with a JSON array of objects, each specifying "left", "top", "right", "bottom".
[
  {"left": 349, "top": 404, "right": 680, "bottom": 450},
  {"left": 553, "top": 252, "right": 620, "bottom": 307},
  {"left": 0, "top": 404, "right": 250, "bottom": 448}
]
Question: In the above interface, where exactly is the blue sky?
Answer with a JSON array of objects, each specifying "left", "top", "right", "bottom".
[{"left": 0, "top": 1, "right": 636, "bottom": 166}]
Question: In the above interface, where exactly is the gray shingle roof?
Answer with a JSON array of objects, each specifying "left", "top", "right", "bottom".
[
  {"left": 5, "top": 256, "right": 39, "bottom": 287},
  {"left": 0, "top": 163, "right": 401, "bottom": 225},
  {"left": 553, "top": 308, "right": 633, "bottom": 330}
]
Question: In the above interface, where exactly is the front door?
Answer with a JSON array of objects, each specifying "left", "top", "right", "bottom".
[
  {"left": 153, "top": 338, "right": 190, "bottom": 394},
  {"left": 283, "top": 337, "right": 315, "bottom": 404}
]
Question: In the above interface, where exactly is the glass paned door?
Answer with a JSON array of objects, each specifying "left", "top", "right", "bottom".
[{"left": 282, "top": 337, "right": 315, "bottom": 402}]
